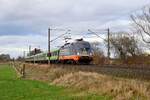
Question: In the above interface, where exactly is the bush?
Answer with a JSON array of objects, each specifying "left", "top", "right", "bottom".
[
  {"left": 124, "top": 55, "right": 150, "bottom": 65},
  {"left": 93, "top": 52, "right": 109, "bottom": 65}
]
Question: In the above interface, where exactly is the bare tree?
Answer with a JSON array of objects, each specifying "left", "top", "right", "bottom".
[
  {"left": 90, "top": 42, "right": 106, "bottom": 64},
  {"left": 131, "top": 6, "right": 150, "bottom": 44},
  {"left": 110, "top": 33, "right": 140, "bottom": 60},
  {"left": 16, "top": 56, "right": 25, "bottom": 61},
  {"left": 0, "top": 54, "right": 11, "bottom": 61}
]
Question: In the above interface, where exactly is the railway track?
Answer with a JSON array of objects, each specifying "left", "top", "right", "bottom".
[
  {"left": 24, "top": 62, "right": 150, "bottom": 80},
  {"left": 48, "top": 64, "right": 150, "bottom": 80}
]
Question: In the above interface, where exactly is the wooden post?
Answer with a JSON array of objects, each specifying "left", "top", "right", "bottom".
[
  {"left": 48, "top": 28, "right": 51, "bottom": 65},
  {"left": 22, "top": 64, "right": 25, "bottom": 78}
]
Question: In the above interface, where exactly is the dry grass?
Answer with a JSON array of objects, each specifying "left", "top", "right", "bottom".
[
  {"left": 125, "top": 56, "right": 150, "bottom": 65},
  {"left": 25, "top": 64, "right": 72, "bottom": 82},
  {"left": 110, "top": 55, "right": 150, "bottom": 66},
  {"left": 52, "top": 71, "right": 150, "bottom": 100},
  {"left": 24, "top": 64, "right": 150, "bottom": 100}
]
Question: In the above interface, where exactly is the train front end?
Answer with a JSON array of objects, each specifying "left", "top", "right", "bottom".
[
  {"left": 73, "top": 39, "right": 93, "bottom": 64},
  {"left": 59, "top": 38, "right": 93, "bottom": 64}
]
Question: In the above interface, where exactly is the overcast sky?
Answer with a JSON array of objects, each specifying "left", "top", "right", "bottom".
[{"left": 0, "top": 0, "right": 149, "bottom": 58}]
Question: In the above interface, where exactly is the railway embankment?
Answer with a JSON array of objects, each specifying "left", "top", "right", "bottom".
[
  {"left": 24, "top": 63, "right": 150, "bottom": 80},
  {"left": 15, "top": 63, "right": 150, "bottom": 100}
]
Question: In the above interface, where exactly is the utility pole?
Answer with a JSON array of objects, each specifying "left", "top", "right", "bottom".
[
  {"left": 23, "top": 51, "right": 26, "bottom": 63},
  {"left": 48, "top": 28, "right": 51, "bottom": 65},
  {"left": 29, "top": 45, "right": 31, "bottom": 56},
  {"left": 23, "top": 51, "right": 25, "bottom": 58},
  {"left": 107, "top": 28, "right": 110, "bottom": 59},
  {"left": 87, "top": 29, "right": 111, "bottom": 60}
]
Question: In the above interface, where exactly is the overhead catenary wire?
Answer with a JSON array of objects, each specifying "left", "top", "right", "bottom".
[
  {"left": 87, "top": 29, "right": 107, "bottom": 41},
  {"left": 49, "top": 28, "right": 67, "bottom": 31},
  {"left": 81, "top": 5, "right": 150, "bottom": 39},
  {"left": 83, "top": 4, "right": 150, "bottom": 41},
  {"left": 48, "top": 3, "right": 150, "bottom": 50},
  {"left": 50, "top": 29, "right": 71, "bottom": 43},
  {"left": 49, "top": 3, "right": 149, "bottom": 41}
]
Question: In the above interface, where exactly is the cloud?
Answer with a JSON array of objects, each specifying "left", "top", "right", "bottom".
[
  {"left": 0, "top": 0, "right": 150, "bottom": 57},
  {"left": 0, "top": 0, "right": 149, "bottom": 35}
]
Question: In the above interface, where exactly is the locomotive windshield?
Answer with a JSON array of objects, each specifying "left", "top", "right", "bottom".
[{"left": 73, "top": 41, "right": 92, "bottom": 56}]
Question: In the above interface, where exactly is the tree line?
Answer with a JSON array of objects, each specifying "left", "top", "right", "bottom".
[
  {"left": 92, "top": 5, "right": 150, "bottom": 65},
  {"left": 0, "top": 54, "right": 11, "bottom": 61}
]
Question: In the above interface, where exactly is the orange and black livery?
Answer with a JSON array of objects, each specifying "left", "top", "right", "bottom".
[{"left": 59, "top": 39, "right": 93, "bottom": 64}]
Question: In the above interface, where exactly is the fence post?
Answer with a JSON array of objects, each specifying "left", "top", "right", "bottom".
[{"left": 22, "top": 64, "right": 25, "bottom": 78}]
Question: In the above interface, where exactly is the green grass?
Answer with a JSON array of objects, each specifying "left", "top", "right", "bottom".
[{"left": 0, "top": 64, "right": 110, "bottom": 100}]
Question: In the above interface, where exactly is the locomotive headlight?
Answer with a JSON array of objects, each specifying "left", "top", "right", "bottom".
[{"left": 90, "top": 53, "right": 92, "bottom": 56}]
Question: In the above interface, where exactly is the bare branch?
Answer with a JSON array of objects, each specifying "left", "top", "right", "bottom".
[
  {"left": 143, "top": 7, "right": 150, "bottom": 23},
  {"left": 139, "top": 30, "right": 150, "bottom": 43},
  {"left": 131, "top": 15, "right": 150, "bottom": 36},
  {"left": 131, "top": 14, "right": 150, "bottom": 43}
]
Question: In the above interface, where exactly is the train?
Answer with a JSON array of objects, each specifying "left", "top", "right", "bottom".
[{"left": 25, "top": 39, "right": 93, "bottom": 64}]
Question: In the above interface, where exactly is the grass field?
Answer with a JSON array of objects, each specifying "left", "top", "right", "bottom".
[
  {"left": 0, "top": 64, "right": 110, "bottom": 100},
  {"left": 23, "top": 64, "right": 150, "bottom": 100}
]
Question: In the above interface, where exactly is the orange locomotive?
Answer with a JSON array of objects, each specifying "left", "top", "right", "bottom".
[{"left": 58, "top": 39, "right": 93, "bottom": 64}]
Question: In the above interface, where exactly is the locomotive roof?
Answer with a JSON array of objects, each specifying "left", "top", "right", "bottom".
[{"left": 61, "top": 39, "right": 89, "bottom": 48}]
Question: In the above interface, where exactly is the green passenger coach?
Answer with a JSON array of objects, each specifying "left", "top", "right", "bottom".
[
  {"left": 25, "top": 49, "right": 60, "bottom": 63},
  {"left": 49, "top": 49, "right": 59, "bottom": 63}
]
